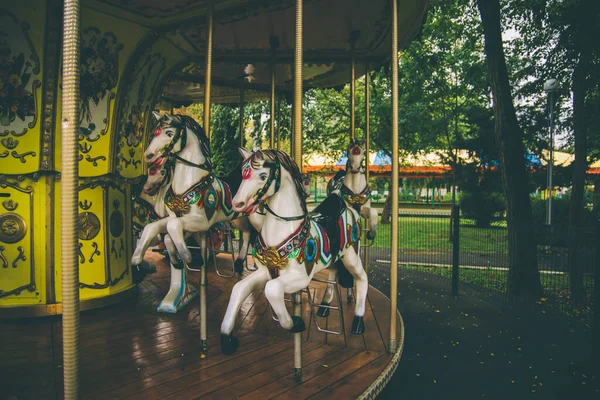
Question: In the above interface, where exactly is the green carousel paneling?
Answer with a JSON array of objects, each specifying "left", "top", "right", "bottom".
[
  {"left": 0, "top": 177, "right": 48, "bottom": 306},
  {"left": 0, "top": 3, "right": 45, "bottom": 175},
  {"left": 115, "top": 37, "right": 186, "bottom": 179},
  {"left": 53, "top": 179, "right": 132, "bottom": 302},
  {"left": 53, "top": 5, "right": 149, "bottom": 177}
]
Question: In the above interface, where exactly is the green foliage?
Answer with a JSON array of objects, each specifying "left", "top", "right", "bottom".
[
  {"left": 459, "top": 191, "right": 506, "bottom": 228},
  {"left": 209, "top": 104, "right": 242, "bottom": 176}
]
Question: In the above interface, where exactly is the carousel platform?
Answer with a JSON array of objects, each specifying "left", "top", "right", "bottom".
[{"left": 0, "top": 251, "right": 403, "bottom": 400}]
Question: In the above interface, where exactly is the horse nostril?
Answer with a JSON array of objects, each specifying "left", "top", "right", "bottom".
[
  {"left": 234, "top": 201, "right": 245, "bottom": 209},
  {"left": 146, "top": 153, "right": 154, "bottom": 160}
]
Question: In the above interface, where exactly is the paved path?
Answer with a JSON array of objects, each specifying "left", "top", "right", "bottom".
[{"left": 367, "top": 266, "right": 598, "bottom": 400}]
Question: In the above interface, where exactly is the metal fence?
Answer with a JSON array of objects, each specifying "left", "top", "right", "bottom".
[{"left": 362, "top": 207, "right": 598, "bottom": 321}]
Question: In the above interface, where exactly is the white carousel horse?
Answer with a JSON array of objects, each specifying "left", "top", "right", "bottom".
[
  {"left": 328, "top": 138, "right": 378, "bottom": 240},
  {"left": 220, "top": 148, "right": 368, "bottom": 355},
  {"left": 131, "top": 112, "right": 252, "bottom": 276},
  {"left": 133, "top": 159, "right": 199, "bottom": 313}
]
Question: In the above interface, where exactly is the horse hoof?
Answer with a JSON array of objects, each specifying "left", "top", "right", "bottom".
[
  {"left": 221, "top": 334, "right": 239, "bottom": 355},
  {"left": 367, "top": 230, "right": 376, "bottom": 240},
  {"left": 131, "top": 254, "right": 143, "bottom": 267},
  {"left": 289, "top": 316, "right": 306, "bottom": 333},
  {"left": 234, "top": 258, "right": 244, "bottom": 275},
  {"left": 172, "top": 261, "right": 184, "bottom": 270},
  {"left": 316, "top": 302, "right": 330, "bottom": 318},
  {"left": 351, "top": 316, "right": 365, "bottom": 335}
]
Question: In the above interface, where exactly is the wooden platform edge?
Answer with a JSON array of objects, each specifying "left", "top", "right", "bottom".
[{"left": 357, "top": 287, "right": 405, "bottom": 400}]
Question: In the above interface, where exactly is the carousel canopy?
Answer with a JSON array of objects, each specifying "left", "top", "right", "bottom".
[{"left": 87, "top": 0, "right": 429, "bottom": 103}]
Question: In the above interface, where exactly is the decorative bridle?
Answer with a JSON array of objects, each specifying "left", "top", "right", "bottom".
[
  {"left": 154, "top": 118, "right": 212, "bottom": 172},
  {"left": 243, "top": 151, "right": 305, "bottom": 222},
  {"left": 346, "top": 139, "right": 366, "bottom": 173}
]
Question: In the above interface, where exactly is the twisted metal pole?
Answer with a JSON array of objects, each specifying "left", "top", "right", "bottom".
[
  {"left": 203, "top": 0, "right": 214, "bottom": 138},
  {"left": 200, "top": 0, "right": 213, "bottom": 357},
  {"left": 389, "top": 0, "right": 400, "bottom": 354},
  {"left": 61, "top": 1, "right": 81, "bottom": 398},
  {"left": 270, "top": 36, "right": 279, "bottom": 149},
  {"left": 293, "top": 0, "right": 303, "bottom": 379},
  {"left": 364, "top": 62, "right": 371, "bottom": 274}
]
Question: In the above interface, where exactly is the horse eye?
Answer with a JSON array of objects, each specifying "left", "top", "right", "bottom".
[
  {"left": 259, "top": 173, "right": 267, "bottom": 181},
  {"left": 166, "top": 130, "right": 174, "bottom": 137}
]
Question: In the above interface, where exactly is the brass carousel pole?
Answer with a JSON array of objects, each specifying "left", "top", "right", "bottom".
[
  {"left": 200, "top": 0, "right": 214, "bottom": 357},
  {"left": 292, "top": 0, "right": 303, "bottom": 379},
  {"left": 269, "top": 36, "right": 279, "bottom": 149},
  {"left": 349, "top": 31, "right": 358, "bottom": 140},
  {"left": 203, "top": 1, "right": 213, "bottom": 137},
  {"left": 61, "top": 1, "right": 81, "bottom": 398},
  {"left": 364, "top": 61, "right": 371, "bottom": 274},
  {"left": 389, "top": 0, "right": 400, "bottom": 354},
  {"left": 239, "top": 82, "right": 245, "bottom": 147}
]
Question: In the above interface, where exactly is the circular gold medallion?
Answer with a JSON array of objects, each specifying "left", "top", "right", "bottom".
[
  {"left": 78, "top": 212, "right": 101, "bottom": 240},
  {"left": 0, "top": 213, "right": 27, "bottom": 244}
]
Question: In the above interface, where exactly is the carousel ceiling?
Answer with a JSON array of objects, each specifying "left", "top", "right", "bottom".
[{"left": 86, "top": 0, "right": 429, "bottom": 102}]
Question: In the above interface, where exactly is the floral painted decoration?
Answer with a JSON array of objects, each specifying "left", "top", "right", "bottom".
[{"left": 0, "top": 32, "right": 35, "bottom": 127}]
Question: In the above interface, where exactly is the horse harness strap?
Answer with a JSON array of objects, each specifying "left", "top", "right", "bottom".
[
  {"left": 164, "top": 174, "right": 215, "bottom": 217},
  {"left": 253, "top": 219, "right": 310, "bottom": 277},
  {"left": 340, "top": 183, "right": 371, "bottom": 211}
]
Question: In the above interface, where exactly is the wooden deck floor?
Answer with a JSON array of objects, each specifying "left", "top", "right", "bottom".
[{"left": 1, "top": 251, "right": 402, "bottom": 399}]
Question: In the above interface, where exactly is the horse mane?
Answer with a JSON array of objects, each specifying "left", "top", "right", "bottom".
[
  {"left": 176, "top": 114, "right": 213, "bottom": 168},
  {"left": 254, "top": 149, "right": 308, "bottom": 214}
]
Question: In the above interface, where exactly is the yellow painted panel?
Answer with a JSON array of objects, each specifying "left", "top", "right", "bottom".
[
  {"left": 0, "top": 178, "right": 47, "bottom": 306},
  {"left": 118, "top": 38, "right": 186, "bottom": 179},
  {"left": 54, "top": 179, "right": 134, "bottom": 302},
  {"left": 54, "top": 7, "right": 149, "bottom": 177},
  {"left": 0, "top": 1, "right": 46, "bottom": 175}
]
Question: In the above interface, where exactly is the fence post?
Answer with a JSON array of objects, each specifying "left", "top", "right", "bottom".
[
  {"left": 594, "top": 218, "right": 600, "bottom": 364},
  {"left": 452, "top": 205, "right": 460, "bottom": 296}
]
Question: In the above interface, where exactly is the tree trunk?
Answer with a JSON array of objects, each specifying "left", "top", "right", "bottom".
[
  {"left": 567, "top": 1, "right": 593, "bottom": 306},
  {"left": 476, "top": 0, "right": 542, "bottom": 299}
]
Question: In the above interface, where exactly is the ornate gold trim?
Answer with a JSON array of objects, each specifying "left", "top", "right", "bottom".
[
  {"left": 0, "top": 212, "right": 27, "bottom": 243},
  {"left": 1, "top": 137, "right": 19, "bottom": 149},
  {"left": 2, "top": 199, "right": 18, "bottom": 211},
  {"left": 0, "top": 285, "right": 138, "bottom": 318},
  {"left": 11, "top": 150, "right": 36, "bottom": 163}
]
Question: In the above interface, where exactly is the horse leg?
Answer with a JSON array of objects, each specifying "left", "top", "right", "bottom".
[
  {"left": 157, "top": 234, "right": 198, "bottom": 313},
  {"left": 265, "top": 267, "right": 310, "bottom": 332},
  {"left": 360, "top": 203, "right": 378, "bottom": 240},
  {"left": 231, "top": 217, "right": 252, "bottom": 274},
  {"left": 340, "top": 247, "right": 368, "bottom": 335},
  {"left": 131, "top": 218, "right": 170, "bottom": 266},
  {"left": 317, "top": 268, "right": 338, "bottom": 318},
  {"left": 166, "top": 214, "right": 208, "bottom": 265},
  {"left": 220, "top": 267, "right": 270, "bottom": 355}
]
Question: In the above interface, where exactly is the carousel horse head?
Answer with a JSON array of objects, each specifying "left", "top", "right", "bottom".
[
  {"left": 346, "top": 138, "right": 366, "bottom": 174},
  {"left": 301, "top": 173, "right": 311, "bottom": 199},
  {"left": 145, "top": 111, "right": 211, "bottom": 170},
  {"left": 142, "top": 157, "right": 172, "bottom": 196},
  {"left": 232, "top": 147, "right": 307, "bottom": 215}
]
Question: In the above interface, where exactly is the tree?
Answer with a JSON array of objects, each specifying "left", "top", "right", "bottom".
[{"left": 476, "top": 0, "right": 542, "bottom": 298}]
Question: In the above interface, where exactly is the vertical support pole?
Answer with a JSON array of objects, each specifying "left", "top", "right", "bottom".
[
  {"left": 276, "top": 97, "right": 282, "bottom": 150},
  {"left": 203, "top": 0, "right": 214, "bottom": 138},
  {"left": 270, "top": 36, "right": 279, "bottom": 149},
  {"left": 239, "top": 82, "right": 245, "bottom": 147},
  {"left": 452, "top": 206, "right": 460, "bottom": 296},
  {"left": 293, "top": 0, "right": 303, "bottom": 169},
  {"left": 293, "top": 291, "right": 303, "bottom": 378},
  {"left": 200, "top": 0, "right": 213, "bottom": 356},
  {"left": 389, "top": 0, "right": 399, "bottom": 354},
  {"left": 349, "top": 31, "right": 359, "bottom": 140},
  {"left": 593, "top": 218, "right": 600, "bottom": 364},
  {"left": 364, "top": 62, "right": 371, "bottom": 274},
  {"left": 61, "top": 1, "right": 81, "bottom": 398},
  {"left": 547, "top": 92, "right": 554, "bottom": 227},
  {"left": 200, "top": 233, "right": 208, "bottom": 357},
  {"left": 293, "top": 0, "right": 303, "bottom": 377}
]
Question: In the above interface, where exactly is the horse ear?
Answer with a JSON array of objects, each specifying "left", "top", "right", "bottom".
[
  {"left": 171, "top": 114, "right": 182, "bottom": 124},
  {"left": 152, "top": 111, "right": 162, "bottom": 121},
  {"left": 239, "top": 147, "right": 253, "bottom": 160},
  {"left": 164, "top": 113, "right": 173, "bottom": 123}
]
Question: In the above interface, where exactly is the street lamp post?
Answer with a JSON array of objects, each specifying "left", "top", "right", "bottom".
[{"left": 544, "top": 78, "right": 560, "bottom": 227}]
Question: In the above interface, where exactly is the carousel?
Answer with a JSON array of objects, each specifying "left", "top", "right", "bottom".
[{"left": 0, "top": 0, "right": 428, "bottom": 398}]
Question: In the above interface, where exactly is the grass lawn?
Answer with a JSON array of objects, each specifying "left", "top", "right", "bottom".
[{"left": 370, "top": 216, "right": 509, "bottom": 255}]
